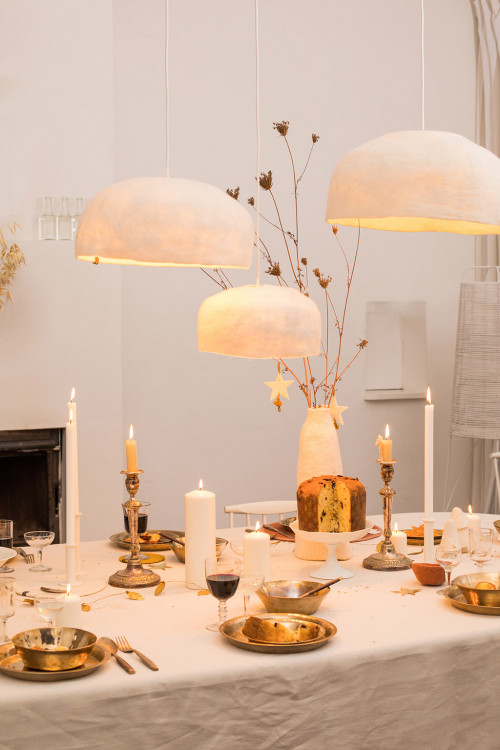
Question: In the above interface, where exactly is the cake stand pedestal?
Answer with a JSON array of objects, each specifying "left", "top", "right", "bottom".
[{"left": 291, "top": 523, "right": 373, "bottom": 580}]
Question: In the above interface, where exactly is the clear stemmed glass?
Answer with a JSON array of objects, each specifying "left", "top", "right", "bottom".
[
  {"left": 230, "top": 541, "right": 244, "bottom": 561},
  {"left": 205, "top": 557, "right": 240, "bottom": 632},
  {"left": 24, "top": 531, "right": 55, "bottom": 572},
  {"left": 0, "top": 520, "right": 15, "bottom": 573},
  {"left": 435, "top": 542, "right": 462, "bottom": 586},
  {"left": 239, "top": 574, "right": 264, "bottom": 616},
  {"left": 0, "top": 577, "right": 15, "bottom": 644},
  {"left": 469, "top": 528, "right": 494, "bottom": 568},
  {"left": 34, "top": 593, "right": 65, "bottom": 628}
]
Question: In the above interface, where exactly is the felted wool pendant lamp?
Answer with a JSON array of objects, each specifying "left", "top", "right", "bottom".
[
  {"left": 197, "top": 0, "right": 321, "bottom": 359},
  {"left": 325, "top": 2, "right": 500, "bottom": 235},
  {"left": 75, "top": 2, "right": 253, "bottom": 269}
]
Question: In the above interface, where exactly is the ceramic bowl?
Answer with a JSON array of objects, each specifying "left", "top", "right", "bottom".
[
  {"left": 453, "top": 572, "right": 500, "bottom": 606},
  {"left": 256, "top": 579, "right": 330, "bottom": 615},
  {"left": 412, "top": 562, "right": 445, "bottom": 586},
  {"left": 12, "top": 627, "right": 97, "bottom": 671},
  {"left": 170, "top": 537, "right": 228, "bottom": 564}
]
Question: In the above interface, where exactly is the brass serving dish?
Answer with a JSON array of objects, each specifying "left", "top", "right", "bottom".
[
  {"left": 220, "top": 613, "right": 336, "bottom": 654},
  {"left": 0, "top": 640, "right": 110, "bottom": 681},
  {"left": 441, "top": 585, "right": 500, "bottom": 615},
  {"left": 169, "top": 536, "right": 228, "bottom": 564},
  {"left": 11, "top": 628, "right": 97, "bottom": 671},
  {"left": 453, "top": 573, "right": 500, "bottom": 607},
  {"left": 109, "top": 529, "right": 183, "bottom": 552},
  {"left": 257, "top": 579, "right": 330, "bottom": 615}
]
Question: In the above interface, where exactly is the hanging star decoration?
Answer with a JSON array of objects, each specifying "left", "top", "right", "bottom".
[
  {"left": 265, "top": 364, "right": 294, "bottom": 412},
  {"left": 391, "top": 587, "right": 421, "bottom": 596},
  {"left": 330, "top": 395, "right": 348, "bottom": 428}
]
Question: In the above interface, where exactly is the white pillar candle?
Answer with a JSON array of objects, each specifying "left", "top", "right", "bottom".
[
  {"left": 375, "top": 424, "right": 392, "bottom": 462},
  {"left": 65, "top": 412, "right": 77, "bottom": 586},
  {"left": 67, "top": 388, "right": 81, "bottom": 576},
  {"left": 467, "top": 505, "right": 481, "bottom": 534},
  {"left": 185, "top": 480, "right": 216, "bottom": 590},
  {"left": 390, "top": 523, "right": 407, "bottom": 555},
  {"left": 56, "top": 586, "right": 81, "bottom": 629},
  {"left": 243, "top": 524, "right": 271, "bottom": 580},
  {"left": 424, "top": 388, "right": 435, "bottom": 563},
  {"left": 126, "top": 425, "right": 138, "bottom": 472}
]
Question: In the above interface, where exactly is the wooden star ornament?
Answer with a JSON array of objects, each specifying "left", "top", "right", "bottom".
[
  {"left": 265, "top": 371, "right": 294, "bottom": 402},
  {"left": 392, "top": 587, "right": 421, "bottom": 596},
  {"left": 330, "top": 395, "right": 348, "bottom": 426}
]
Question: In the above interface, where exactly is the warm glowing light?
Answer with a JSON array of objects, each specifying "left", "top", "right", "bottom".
[
  {"left": 468, "top": 504, "right": 473, "bottom": 515},
  {"left": 129, "top": 425, "right": 134, "bottom": 440},
  {"left": 255, "top": 521, "right": 260, "bottom": 531},
  {"left": 385, "top": 424, "right": 390, "bottom": 439},
  {"left": 426, "top": 387, "right": 432, "bottom": 405},
  {"left": 394, "top": 522, "right": 399, "bottom": 533},
  {"left": 199, "top": 479, "right": 203, "bottom": 491},
  {"left": 70, "top": 387, "right": 75, "bottom": 402},
  {"left": 69, "top": 408, "right": 73, "bottom": 423},
  {"left": 66, "top": 584, "right": 71, "bottom": 597}
]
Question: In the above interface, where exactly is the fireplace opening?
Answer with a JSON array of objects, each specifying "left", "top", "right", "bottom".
[{"left": 0, "top": 429, "right": 63, "bottom": 545}]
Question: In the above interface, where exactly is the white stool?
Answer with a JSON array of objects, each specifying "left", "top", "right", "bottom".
[{"left": 224, "top": 501, "right": 297, "bottom": 528}]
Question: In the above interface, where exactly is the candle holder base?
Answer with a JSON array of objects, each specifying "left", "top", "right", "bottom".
[
  {"left": 108, "top": 564, "right": 160, "bottom": 589},
  {"left": 363, "top": 550, "right": 413, "bottom": 571}
]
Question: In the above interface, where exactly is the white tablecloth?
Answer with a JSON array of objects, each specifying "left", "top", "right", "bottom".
[{"left": 1, "top": 512, "right": 500, "bottom": 750}]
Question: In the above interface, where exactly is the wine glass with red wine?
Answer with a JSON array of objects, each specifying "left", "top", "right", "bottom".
[
  {"left": 122, "top": 502, "right": 151, "bottom": 561},
  {"left": 205, "top": 557, "right": 240, "bottom": 632}
]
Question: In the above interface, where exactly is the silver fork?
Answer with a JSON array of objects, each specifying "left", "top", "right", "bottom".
[
  {"left": 16, "top": 548, "right": 35, "bottom": 564},
  {"left": 115, "top": 635, "right": 158, "bottom": 671}
]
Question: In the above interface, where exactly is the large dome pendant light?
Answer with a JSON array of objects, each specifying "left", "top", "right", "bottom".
[
  {"left": 75, "top": 2, "right": 253, "bottom": 268},
  {"left": 325, "top": 2, "right": 500, "bottom": 235},
  {"left": 197, "top": 0, "right": 321, "bottom": 359}
]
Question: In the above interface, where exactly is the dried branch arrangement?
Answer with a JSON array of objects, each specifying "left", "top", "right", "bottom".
[
  {"left": 204, "top": 122, "right": 367, "bottom": 411},
  {"left": 0, "top": 223, "right": 25, "bottom": 311}
]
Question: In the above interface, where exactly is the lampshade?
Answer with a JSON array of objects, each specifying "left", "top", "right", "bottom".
[
  {"left": 197, "top": 285, "right": 322, "bottom": 358},
  {"left": 75, "top": 177, "right": 254, "bottom": 267},
  {"left": 450, "top": 278, "right": 500, "bottom": 439},
  {"left": 326, "top": 130, "right": 500, "bottom": 234}
]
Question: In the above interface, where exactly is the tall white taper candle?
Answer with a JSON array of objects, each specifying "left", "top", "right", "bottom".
[{"left": 424, "top": 387, "right": 435, "bottom": 563}]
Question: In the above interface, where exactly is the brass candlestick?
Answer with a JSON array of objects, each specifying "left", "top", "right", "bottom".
[
  {"left": 363, "top": 460, "right": 412, "bottom": 571},
  {"left": 108, "top": 469, "right": 161, "bottom": 588}
]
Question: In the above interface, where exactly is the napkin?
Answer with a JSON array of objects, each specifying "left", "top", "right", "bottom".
[
  {"left": 450, "top": 506, "right": 469, "bottom": 551},
  {"left": 440, "top": 518, "right": 461, "bottom": 552}
]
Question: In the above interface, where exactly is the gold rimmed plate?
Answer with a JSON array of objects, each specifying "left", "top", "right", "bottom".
[
  {"left": 441, "top": 585, "right": 500, "bottom": 616},
  {"left": 219, "top": 613, "right": 337, "bottom": 654},
  {"left": 109, "top": 530, "right": 183, "bottom": 552},
  {"left": 404, "top": 530, "right": 442, "bottom": 546},
  {"left": 0, "top": 640, "right": 111, "bottom": 681}
]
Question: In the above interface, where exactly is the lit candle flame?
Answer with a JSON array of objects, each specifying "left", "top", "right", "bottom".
[
  {"left": 129, "top": 425, "right": 134, "bottom": 440},
  {"left": 69, "top": 408, "right": 73, "bottom": 423},
  {"left": 255, "top": 521, "right": 260, "bottom": 531},
  {"left": 66, "top": 584, "right": 71, "bottom": 596},
  {"left": 199, "top": 479, "right": 203, "bottom": 490},
  {"left": 70, "top": 387, "right": 75, "bottom": 402},
  {"left": 394, "top": 522, "right": 398, "bottom": 533},
  {"left": 426, "top": 387, "right": 432, "bottom": 405},
  {"left": 468, "top": 504, "right": 473, "bottom": 515},
  {"left": 385, "top": 424, "right": 390, "bottom": 439}
]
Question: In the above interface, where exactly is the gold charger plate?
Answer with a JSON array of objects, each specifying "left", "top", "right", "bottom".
[
  {"left": 404, "top": 530, "right": 442, "bottom": 546},
  {"left": 219, "top": 613, "right": 337, "bottom": 654},
  {"left": 0, "top": 640, "right": 111, "bottom": 681},
  {"left": 118, "top": 552, "right": 165, "bottom": 564},
  {"left": 441, "top": 585, "right": 500, "bottom": 616},
  {"left": 109, "top": 529, "right": 183, "bottom": 552}
]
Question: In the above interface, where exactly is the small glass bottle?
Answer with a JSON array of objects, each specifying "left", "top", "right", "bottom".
[
  {"left": 42, "top": 197, "right": 56, "bottom": 240},
  {"left": 71, "top": 197, "right": 84, "bottom": 240},
  {"left": 57, "top": 197, "right": 72, "bottom": 240}
]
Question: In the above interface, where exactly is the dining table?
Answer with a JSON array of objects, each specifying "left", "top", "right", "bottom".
[{"left": 1, "top": 511, "right": 500, "bottom": 750}]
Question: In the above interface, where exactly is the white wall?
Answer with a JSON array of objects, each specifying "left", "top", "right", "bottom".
[{"left": 0, "top": 0, "right": 477, "bottom": 538}]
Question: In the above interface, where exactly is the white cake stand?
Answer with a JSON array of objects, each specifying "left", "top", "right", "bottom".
[{"left": 291, "top": 522, "right": 373, "bottom": 580}]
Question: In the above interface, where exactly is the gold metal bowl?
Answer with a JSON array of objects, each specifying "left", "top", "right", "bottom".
[
  {"left": 12, "top": 628, "right": 97, "bottom": 672},
  {"left": 170, "top": 537, "right": 228, "bottom": 564},
  {"left": 256, "top": 580, "right": 330, "bottom": 615},
  {"left": 453, "top": 573, "right": 500, "bottom": 607}
]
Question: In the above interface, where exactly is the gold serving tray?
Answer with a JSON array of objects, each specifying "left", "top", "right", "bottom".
[
  {"left": 404, "top": 530, "right": 442, "bottom": 546},
  {"left": 0, "top": 640, "right": 111, "bottom": 681},
  {"left": 442, "top": 585, "right": 500, "bottom": 616},
  {"left": 109, "top": 529, "right": 183, "bottom": 552},
  {"left": 219, "top": 613, "right": 337, "bottom": 654}
]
